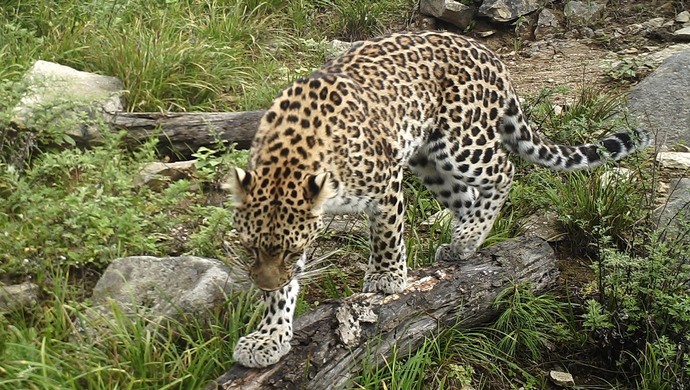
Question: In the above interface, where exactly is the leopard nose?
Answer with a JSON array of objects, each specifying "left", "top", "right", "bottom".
[{"left": 250, "top": 265, "right": 290, "bottom": 291}]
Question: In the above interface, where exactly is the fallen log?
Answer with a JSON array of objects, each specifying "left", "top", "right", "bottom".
[
  {"left": 207, "top": 236, "right": 559, "bottom": 390},
  {"left": 105, "top": 110, "right": 265, "bottom": 153}
]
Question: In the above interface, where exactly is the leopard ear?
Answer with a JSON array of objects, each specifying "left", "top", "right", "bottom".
[
  {"left": 305, "top": 172, "right": 334, "bottom": 209},
  {"left": 228, "top": 167, "right": 254, "bottom": 205}
]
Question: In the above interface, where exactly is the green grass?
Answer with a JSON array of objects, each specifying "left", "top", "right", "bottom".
[
  {"left": 0, "top": 267, "right": 260, "bottom": 389},
  {"left": 0, "top": 0, "right": 333, "bottom": 112}
]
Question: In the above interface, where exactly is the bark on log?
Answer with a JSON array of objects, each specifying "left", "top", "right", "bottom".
[
  {"left": 105, "top": 110, "right": 265, "bottom": 153},
  {"left": 206, "top": 236, "right": 559, "bottom": 390}
]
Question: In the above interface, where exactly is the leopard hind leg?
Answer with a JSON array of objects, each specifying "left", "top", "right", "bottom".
[{"left": 409, "top": 145, "right": 514, "bottom": 261}]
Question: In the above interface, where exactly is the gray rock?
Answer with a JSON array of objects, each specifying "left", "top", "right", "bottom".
[
  {"left": 600, "top": 167, "right": 632, "bottom": 188},
  {"left": 579, "top": 26, "right": 595, "bottom": 38},
  {"left": 523, "top": 212, "right": 566, "bottom": 242},
  {"left": 91, "top": 256, "right": 244, "bottom": 321},
  {"left": 12, "top": 60, "right": 124, "bottom": 143},
  {"left": 327, "top": 39, "right": 356, "bottom": 59},
  {"left": 563, "top": 1, "right": 605, "bottom": 24},
  {"left": 419, "top": 0, "right": 476, "bottom": 29},
  {"left": 0, "top": 282, "right": 39, "bottom": 312},
  {"left": 421, "top": 209, "right": 453, "bottom": 229},
  {"left": 674, "top": 26, "right": 690, "bottom": 40},
  {"left": 655, "top": 178, "right": 690, "bottom": 235},
  {"left": 645, "top": 43, "right": 690, "bottom": 65},
  {"left": 643, "top": 17, "right": 667, "bottom": 30},
  {"left": 478, "top": 0, "right": 551, "bottom": 23},
  {"left": 323, "top": 214, "right": 367, "bottom": 237},
  {"left": 627, "top": 51, "right": 690, "bottom": 148},
  {"left": 677, "top": 11, "right": 690, "bottom": 23},
  {"left": 135, "top": 160, "right": 197, "bottom": 190},
  {"left": 534, "top": 8, "right": 561, "bottom": 39}
]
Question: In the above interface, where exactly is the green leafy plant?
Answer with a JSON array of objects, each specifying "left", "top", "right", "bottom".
[
  {"left": 606, "top": 58, "right": 655, "bottom": 83},
  {"left": 583, "top": 229, "right": 690, "bottom": 387},
  {"left": 436, "top": 284, "right": 573, "bottom": 388}
]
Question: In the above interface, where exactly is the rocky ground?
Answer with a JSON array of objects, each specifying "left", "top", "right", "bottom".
[{"left": 467, "top": 2, "right": 689, "bottom": 99}]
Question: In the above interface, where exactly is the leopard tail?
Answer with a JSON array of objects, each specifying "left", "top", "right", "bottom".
[{"left": 498, "top": 91, "right": 651, "bottom": 171}]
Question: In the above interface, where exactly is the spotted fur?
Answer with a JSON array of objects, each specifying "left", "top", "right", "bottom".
[{"left": 229, "top": 31, "right": 651, "bottom": 367}]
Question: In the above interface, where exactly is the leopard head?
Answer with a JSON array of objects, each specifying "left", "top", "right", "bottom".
[{"left": 229, "top": 167, "right": 333, "bottom": 291}]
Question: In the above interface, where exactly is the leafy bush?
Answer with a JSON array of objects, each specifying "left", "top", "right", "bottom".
[{"left": 583, "top": 230, "right": 690, "bottom": 387}]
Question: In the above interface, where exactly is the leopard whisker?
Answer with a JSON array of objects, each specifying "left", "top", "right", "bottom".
[
  {"left": 221, "top": 241, "right": 254, "bottom": 289},
  {"left": 297, "top": 249, "right": 341, "bottom": 285}
]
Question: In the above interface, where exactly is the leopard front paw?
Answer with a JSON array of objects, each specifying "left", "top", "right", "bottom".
[
  {"left": 435, "top": 243, "right": 475, "bottom": 262},
  {"left": 232, "top": 330, "right": 291, "bottom": 368},
  {"left": 363, "top": 271, "right": 407, "bottom": 294}
]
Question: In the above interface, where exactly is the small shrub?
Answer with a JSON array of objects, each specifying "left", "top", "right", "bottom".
[
  {"left": 354, "top": 338, "right": 437, "bottom": 390},
  {"left": 583, "top": 229, "right": 690, "bottom": 387},
  {"left": 606, "top": 58, "right": 655, "bottom": 83},
  {"left": 540, "top": 166, "right": 649, "bottom": 247},
  {"left": 525, "top": 86, "right": 628, "bottom": 146}
]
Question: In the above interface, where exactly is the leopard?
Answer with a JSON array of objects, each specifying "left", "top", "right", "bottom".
[{"left": 228, "top": 31, "right": 651, "bottom": 368}]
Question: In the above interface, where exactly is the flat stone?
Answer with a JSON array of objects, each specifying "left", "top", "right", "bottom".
[
  {"left": 674, "top": 26, "right": 690, "bottom": 40},
  {"left": 479, "top": 0, "right": 550, "bottom": 23},
  {"left": 658, "top": 152, "right": 690, "bottom": 170},
  {"left": 135, "top": 160, "right": 197, "bottom": 190},
  {"left": 327, "top": 39, "right": 356, "bottom": 59},
  {"left": 642, "top": 17, "right": 667, "bottom": 30},
  {"left": 676, "top": 11, "right": 690, "bottom": 23},
  {"left": 549, "top": 370, "right": 575, "bottom": 387},
  {"left": 645, "top": 43, "right": 690, "bottom": 65}
]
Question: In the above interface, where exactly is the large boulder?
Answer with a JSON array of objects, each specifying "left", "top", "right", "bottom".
[
  {"left": 90, "top": 256, "right": 245, "bottom": 321},
  {"left": 419, "top": 0, "right": 476, "bottom": 29},
  {"left": 627, "top": 51, "right": 690, "bottom": 148},
  {"left": 478, "top": 0, "right": 553, "bottom": 23},
  {"left": 12, "top": 60, "right": 124, "bottom": 143},
  {"left": 563, "top": 1, "right": 605, "bottom": 24},
  {"left": 655, "top": 178, "right": 690, "bottom": 237}
]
